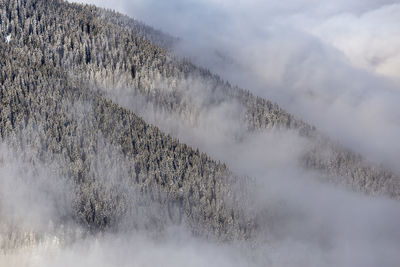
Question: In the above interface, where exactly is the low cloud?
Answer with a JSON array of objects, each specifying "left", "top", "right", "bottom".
[
  {"left": 4, "top": 1, "right": 400, "bottom": 266},
  {"left": 96, "top": 72, "right": 400, "bottom": 266},
  {"left": 71, "top": 0, "right": 400, "bottom": 169},
  {"left": 3, "top": 125, "right": 400, "bottom": 266}
]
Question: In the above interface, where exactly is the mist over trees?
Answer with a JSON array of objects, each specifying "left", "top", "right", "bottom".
[
  {"left": 1, "top": 0, "right": 400, "bottom": 265},
  {"left": 0, "top": 0, "right": 256, "bottom": 243}
]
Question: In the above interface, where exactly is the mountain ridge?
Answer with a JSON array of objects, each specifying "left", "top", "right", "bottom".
[{"left": 0, "top": 0, "right": 399, "bottom": 250}]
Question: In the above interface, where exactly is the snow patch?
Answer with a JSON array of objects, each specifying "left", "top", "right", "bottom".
[{"left": 5, "top": 34, "right": 12, "bottom": 43}]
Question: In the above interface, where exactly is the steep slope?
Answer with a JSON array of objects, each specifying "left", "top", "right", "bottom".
[
  {"left": 0, "top": 3, "right": 256, "bottom": 244},
  {"left": 3, "top": 0, "right": 394, "bottom": 198},
  {"left": 0, "top": 0, "right": 398, "bottom": 247},
  {"left": 91, "top": 3, "right": 400, "bottom": 198}
]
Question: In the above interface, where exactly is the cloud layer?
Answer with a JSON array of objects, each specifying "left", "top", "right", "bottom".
[
  {"left": 2, "top": 1, "right": 399, "bottom": 266},
  {"left": 71, "top": 0, "right": 400, "bottom": 169}
]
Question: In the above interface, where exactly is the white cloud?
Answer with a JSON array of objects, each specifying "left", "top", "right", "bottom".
[
  {"left": 310, "top": 3, "right": 400, "bottom": 81},
  {"left": 9, "top": 1, "right": 399, "bottom": 266}
]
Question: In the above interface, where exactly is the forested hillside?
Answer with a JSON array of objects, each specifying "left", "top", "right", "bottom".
[
  {"left": 0, "top": 0, "right": 259, "bottom": 248},
  {"left": 0, "top": 0, "right": 399, "bottom": 251}
]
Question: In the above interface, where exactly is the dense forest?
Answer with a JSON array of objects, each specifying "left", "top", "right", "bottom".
[{"left": 1, "top": 0, "right": 399, "bottom": 251}]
